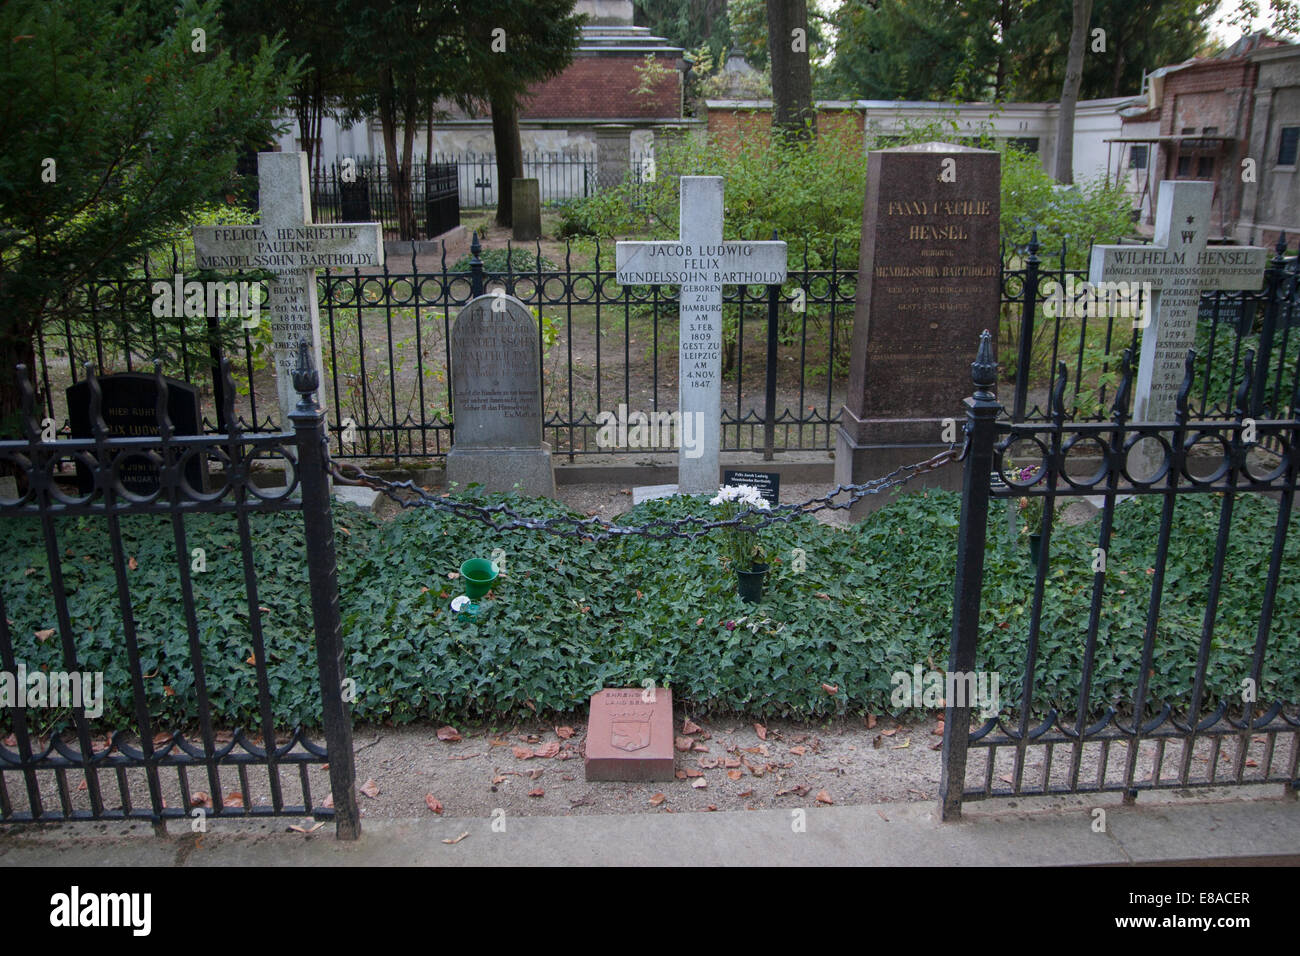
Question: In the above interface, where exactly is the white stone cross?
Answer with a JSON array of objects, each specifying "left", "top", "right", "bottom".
[
  {"left": 615, "top": 176, "right": 787, "bottom": 494},
  {"left": 193, "top": 151, "right": 384, "bottom": 429},
  {"left": 1089, "top": 180, "right": 1266, "bottom": 475}
]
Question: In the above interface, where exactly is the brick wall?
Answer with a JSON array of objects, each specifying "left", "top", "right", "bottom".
[
  {"left": 523, "top": 54, "right": 681, "bottom": 120},
  {"left": 707, "top": 107, "right": 864, "bottom": 144},
  {"left": 1157, "top": 58, "right": 1258, "bottom": 227}
]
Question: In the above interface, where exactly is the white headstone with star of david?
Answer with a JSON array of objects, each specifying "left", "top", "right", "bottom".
[
  {"left": 615, "top": 177, "right": 787, "bottom": 494},
  {"left": 193, "top": 151, "right": 384, "bottom": 429}
]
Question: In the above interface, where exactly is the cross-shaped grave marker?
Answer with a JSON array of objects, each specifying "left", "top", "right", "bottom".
[
  {"left": 193, "top": 151, "right": 384, "bottom": 429},
  {"left": 1089, "top": 179, "right": 1267, "bottom": 475},
  {"left": 615, "top": 176, "right": 787, "bottom": 494}
]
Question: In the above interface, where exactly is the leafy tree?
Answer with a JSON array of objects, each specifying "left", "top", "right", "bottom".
[
  {"left": 0, "top": 0, "right": 290, "bottom": 434},
  {"left": 824, "top": 0, "right": 1212, "bottom": 103},
  {"left": 221, "top": 0, "right": 348, "bottom": 189},
  {"left": 334, "top": 0, "right": 460, "bottom": 240},
  {"left": 632, "top": 0, "right": 732, "bottom": 63},
  {"left": 459, "top": 0, "right": 583, "bottom": 228}
]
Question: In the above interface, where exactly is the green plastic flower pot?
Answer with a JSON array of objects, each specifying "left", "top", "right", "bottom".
[{"left": 460, "top": 558, "right": 499, "bottom": 600}]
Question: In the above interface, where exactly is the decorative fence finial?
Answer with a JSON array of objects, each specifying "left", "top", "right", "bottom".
[
  {"left": 971, "top": 329, "right": 996, "bottom": 399},
  {"left": 292, "top": 338, "right": 319, "bottom": 401}
]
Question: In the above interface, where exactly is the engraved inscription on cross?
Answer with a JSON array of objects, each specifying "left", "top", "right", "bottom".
[
  {"left": 1089, "top": 180, "right": 1266, "bottom": 475},
  {"left": 193, "top": 151, "right": 385, "bottom": 429},
  {"left": 614, "top": 176, "right": 787, "bottom": 494}
]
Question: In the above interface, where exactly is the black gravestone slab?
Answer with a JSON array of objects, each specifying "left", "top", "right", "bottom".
[
  {"left": 1198, "top": 294, "right": 1251, "bottom": 337},
  {"left": 66, "top": 373, "right": 205, "bottom": 495},
  {"left": 723, "top": 469, "right": 780, "bottom": 505}
]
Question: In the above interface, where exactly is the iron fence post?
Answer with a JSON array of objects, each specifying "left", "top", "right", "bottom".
[
  {"left": 1251, "top": 234, "right": 1288, "bottom": 417},
  {"left": 289, "top": 340, "right": 361, "bottom": 840},
  {"left": 1013, "top": 230, "right": 1039, "bottom": 421},
  {"left": 470, "top": 231, "right": 484, "bottom": 298},
  {"left": 939, "top": 330, "right": 1001, "bottom": 821},
  {"left": 764, "top": 231, "right": 780, "bottom": 460}
]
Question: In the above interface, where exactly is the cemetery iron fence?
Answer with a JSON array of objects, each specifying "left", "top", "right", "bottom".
[
  {"left": 1002, "top": 231, "right": 1300, "bottom": 424},
  {"left": 940, "top": 331, "right": 1300, "bottom": 819},
  {"left": 33, "top": 234, "right": 855, "bottom": 463},
  {"left": 0, "top": 345, "right": 361, "bottom": 839},
  {"left": 30, "top": 231, "right": 1299, "bottom": 469}
]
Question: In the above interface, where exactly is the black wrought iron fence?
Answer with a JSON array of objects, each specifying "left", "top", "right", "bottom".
[
  {"left": 940, "top": 332, "right": 1300, "bottom": 819},
  {"left": 26, "top": 231, "right": 1299, "bottom": 467},
  {"left": 0, "top": 348, "right": 360, "bottom": 838},
  {"left": 28, "top": 236, "right": 854, "bottom": 463},
  {"left": 1001, "top": 232, "right": 1300, "bottom": 422}
]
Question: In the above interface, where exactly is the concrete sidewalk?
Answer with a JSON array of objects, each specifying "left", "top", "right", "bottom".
[{"left": 2, "top": 790, "right": 1297, "bottom": 866}]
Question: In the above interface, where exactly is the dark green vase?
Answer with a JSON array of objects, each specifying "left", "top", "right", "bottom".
[
  {"left": 737, "top": 563, "right": 769, "bottom": 603},
  {"left": 1028, "top": 533, "right": 1043, "bottom": 568}
]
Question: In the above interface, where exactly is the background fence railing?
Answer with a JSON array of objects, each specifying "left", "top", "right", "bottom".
[{"left": 20, "top": 234, "right": 1300, "bottom": 465}]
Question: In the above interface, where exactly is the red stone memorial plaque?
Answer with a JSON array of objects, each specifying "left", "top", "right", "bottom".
[{"left": 584, "top": 687, "right": 675, "bottom": 782}]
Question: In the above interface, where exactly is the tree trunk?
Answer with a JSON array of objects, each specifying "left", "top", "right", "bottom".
[
  {"left": 766, "top": 0, "right": 816, "bottom": 141},
  {"left": 491, "top": 90, "right": 524, "bottom": 229},
  {"left": 0, "top": 329, "right": 37, "bottom": 444},
  {"left": 1053, "top": 0, "right": 1094, "bottom": 184}
]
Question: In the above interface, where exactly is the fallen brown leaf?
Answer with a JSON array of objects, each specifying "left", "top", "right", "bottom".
[
  {"left": 727, "top": 769, "right": 743, "bottom": 780},
  {"left": 34, "top": 628, "right": 54, "bottom": 642},
  {"left": 866, "top": 714, "right": 878, "bottom": 729},
  {"left": 190, "top": 792, "right": 212, "bottom": 809},
  {"left": 425, "top": 794, "right": 443, "bottom": 814},
  {"left": 649, "top": 793, "right": 666, "bottom": 806},
  {"left": 821, "top": 683, "right": 838, "bottom": 695},
  {"left": 789, "top": 745, "right": 807, "bottom": 756},
  {"left": 436, "top": 725, "right": 462, "bottom": 742},
  {"left": 555, "top": 725, "right": 575, "bottom": 739},
  {"left": 683, "top": 718, "right": 702, "bottom": 735},
  {"left": 691, "top": 777, "right": 707, "bottom": 789},
  {"left": 224, "top": 791, "right": 244, "bottom": 808},
  {"left": 533, "top": 741, "right": 560, "bottom": 758},
  {"left": 684, "top": 767, "right": 703, "bottom": 778},
  {"left": 816, "top": 790, "right": 833, "bottom": 805},
  {"left": 512, "top": 746, "right": 533, "bottom": 760},
  {"left": 360, "top": 778, "right": 380, "bottom": 798},
  {"left": 754, "top": 722, "right": 767, "bottom": 740},
  {"left": 674, "top": 736, "right": 693, "bottom": 752},
  {"left": 527, "top": 787, "right": 545, "bottom": 798}
]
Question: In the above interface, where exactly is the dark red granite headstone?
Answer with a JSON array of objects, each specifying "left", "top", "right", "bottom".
[
  {"left": 584, "top": 687, "right": 675, "bottom": 782},
  {"left": 835, "top": 142, "right": 1001, "bottom": 516}
]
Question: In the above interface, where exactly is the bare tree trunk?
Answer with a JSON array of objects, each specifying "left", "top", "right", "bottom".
[
  {"left": 1053, "top": 0, "right": 1094, "bottom": 184},
  {"left": 491, "top": 91, "right": 524, "bottom": 228},
  {"left": 766, "top": 0, "right": 816, "bottom": 141}
]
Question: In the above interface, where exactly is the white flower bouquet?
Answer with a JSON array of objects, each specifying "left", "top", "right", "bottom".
[{"left": 710, "top": 484, "right": 771, "bottom": 572}]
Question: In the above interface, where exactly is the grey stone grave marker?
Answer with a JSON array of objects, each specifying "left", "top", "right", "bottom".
[
  {"left": 446, "top": 292, "right": 556, "bottom": 496},
  {"left": 193, "top": 151, "right": 384, "bottom": 430}
]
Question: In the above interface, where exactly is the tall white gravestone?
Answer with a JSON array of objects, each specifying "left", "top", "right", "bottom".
[
  {"left": 1089, "top": 180, "right": 1267, "bottom": 474},
  {"left": 615, "top": 177, "right": 787, "bottom": 494},
  {"left": 193, "top": 152, "right": 384, "bottom": 428}
]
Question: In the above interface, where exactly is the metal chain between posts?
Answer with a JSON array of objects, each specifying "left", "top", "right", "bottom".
[{"left": 329, "top": 444, "right": 963, "bottom": 542}]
